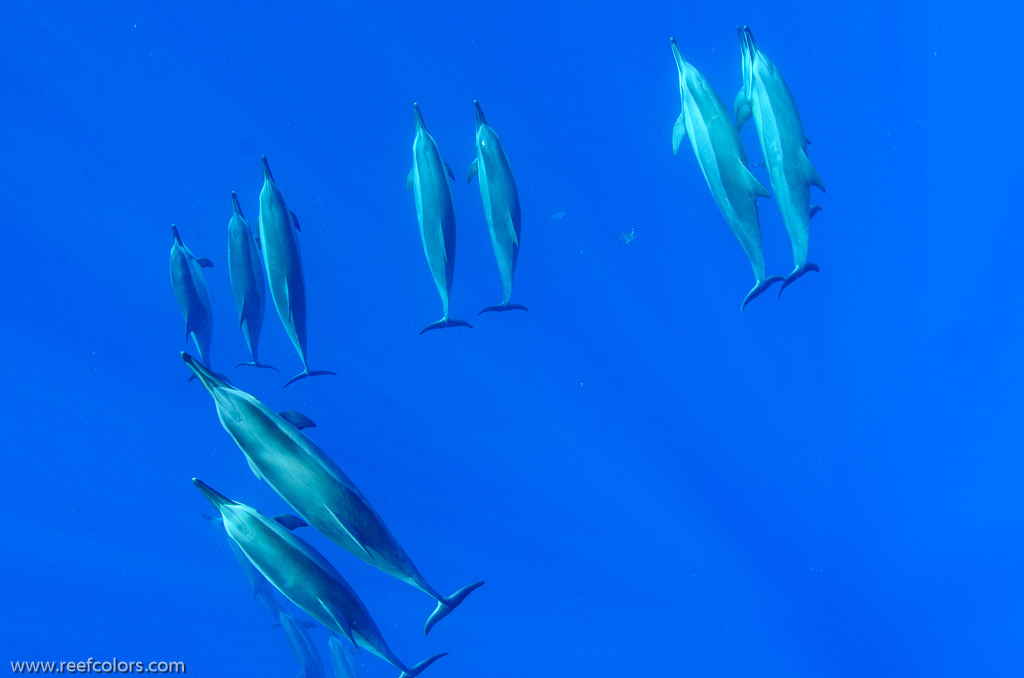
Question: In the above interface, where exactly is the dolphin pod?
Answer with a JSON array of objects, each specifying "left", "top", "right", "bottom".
[
  {"left": 670, "top": 38, "right": 784, "bottom": 311},
  {"left": 227, "top": 192, "right": 277, "bottom": 372},
  {"left": 258, "top": 156, "right": 336, "bottom": 386},
  {"left": 183, "top": 352, "right": 484, "bottom": 635},
  {"left": 408, "top": 103, "right": 473, "bottom": 334},
  {"left": 195, "top": 479, "right": 446, "bottom": 678},
  {"left": 169, "top": 225, "right": 215, "bottom": 366},
  {"left": 734, "top": 26, "right": 825, "bottom": 296},
  {"left": 468, "top": 100, "right": 528, "bottom": 315}
]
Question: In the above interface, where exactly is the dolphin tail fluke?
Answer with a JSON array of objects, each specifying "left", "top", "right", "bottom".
[
  {"left": 283, "top": 369, "right": 338, "bottom": 388},
  {"left": 236, "top": 361, "right": 281, "bottom": 372},
  {"left": 740, "top": 276, "right": 785, "bottom": 313},
  {"left": 778, "top": 263, "right": 820, "bottom": 298},
  {"left": 419, "top": 318, "right": 474, "bottom": 335},
  {"left": 398, "top": 653, "right": 448, "bottom": 678},
  {"left": 478, "top": 303, "right": 528, "bottom": 315},
  {"left": 423, "top": 581, "right": 484, "bottom": 635}
]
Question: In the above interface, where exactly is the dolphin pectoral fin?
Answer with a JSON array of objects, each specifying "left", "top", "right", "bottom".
[
  {"left": 322, "top": 506, "right": 375, "bottom": 562},
  {"left": 246, "top": 456, "right": 264, "bottom": 480},
  {"left": 672, "top": 112, "right": 686, "bottom": 155},
  {"left": 290, "top": 211, "right": 301, "bottom": 231},
  {"left": 740, "top": 163, "right": 771, "bottom": 198},
  {"left": 505, "top": 210, "right": 519, "bottom": 247},
  {"left": 809, "top": 205, "right": 822, "bottom": 219},
  {"left": 283, "top": 369, "right": 337, "bottom": 389},
  {"left": 419, "top": 318, "right": 474, "bottom": 334},
  {"left": 444, "top": 162, "right": 455, "bottom": 181},
  {"left": 423, "top": 581, "right": 484, "bottom": 635},
  {"left": 801, "top": 152, "right": 825, "bottom": 191},
  {"left": 478, "top": 303, "right": 528, "bottom": 315},
  {"left": 279, "top": 410, "right": 316, "bottom": 430},
  {"left": 778, "top": 263, "right": 820, "bottom": 297},
  {"left": 318, "top": 598, "right": 358, "bottom": 649},
  {"left": 399, "top": 653, "right": 448, "bottom": 678},
  {"left": 740, "top": 276, "right": 785, "bottom": 312},
  {"left": 467, "top": 158, "right": 478, "bottom": 183},
  {"left": 733, "top": 90, "right": 752, "bottom": 130},
  {"left": 804, "top": 135, "right": 812, "bottom": 145},
  {"left": 235, "top": 361, "right": 281, "bottom": 372},
  {"left": 406, "top": 168, "right": 414, "bottom": 193},
  {"left": 197, "top": 258, "right": 214, "bottom": 268},
  {"left": 273, "top": 514, "right": 308, "bottom": 530}
]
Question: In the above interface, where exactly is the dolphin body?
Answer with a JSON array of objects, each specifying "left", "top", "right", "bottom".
[
  {"left": 194, "top": 479, "right": 446, "bottom": 678},
  {"left": 228, "top": 192, "right": 277, "bottom": 372},
  {"left": 407, "top": 104, "right": 472, "bottom": 334},
  {"left": 329, "top": 633, "right": 359, "bottom": 678},
  {"left": 258, "top": 156, "right": 335, "bottom": 386},
  {"left": 734, "top": 26, "right": 825, "bottom": 295},
  {"left": 274, "top": 603, "right": 326, "bottom": 678},
  {"left": 183, "top": 352, "right": 484, "bottom": 634},
  {"left": 467, "top": 101, "right": 527, "bottom": 315},
  {"left": 670, "top": 38, "right": 783, "bottom": 311},
  {"left": 169, "top": 225, "right": 214, "bottom": 366}
]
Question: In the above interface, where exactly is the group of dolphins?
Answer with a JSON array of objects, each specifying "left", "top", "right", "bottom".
[{"left": 671, "top": 27, "right": 826, "bottom": 310}]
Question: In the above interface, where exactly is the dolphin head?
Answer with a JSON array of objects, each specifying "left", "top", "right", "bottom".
[
  {"left": 230, "top": 191, "right": 243, "bottom": 217},
  {"left": 737, "top": 26, "right": 754, "bottom": 97},
  {"left": 669, "top": 37, "right": 687, "bottom": 79},
  {"left": 193, "top": 478, "right": 238, "bottom": 512},
  {"left": 261, "top": 156, "right": 274, "bottom": 183},
  {"left": 193, "top": 479, "right": 259, "bottom": 546},
  {"left": 473, "top": 100, "right": 488, "bottom": 128},
  {"left": 742, "top": 26, "right": 773, "bottom": 75},
  {"left": 413, "top": 102, "right": 426, "bottom": 131},
  {"left": 182, "top": 351, "right": 229, "bottom": 393}
]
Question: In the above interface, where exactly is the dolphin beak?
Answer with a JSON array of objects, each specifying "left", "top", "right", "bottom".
[
  {"left": 743, "top": 26, "right": 759, "bottom": 55},
  {"left": 181, "top": 351, "right": 226, "bottom": 393},
  {"left": 669, "top": 37, "right": 685, "bottom": 72},
  {"left": 230, "top": 192, "right": 242, "bottom": 216},
  {"left": 193, "top": 478, "right": 235, "bottom": 510},
  {"left": 170, "top": 225, "right": 181, "bottom": 244},
  {"left": 473, "top": 100, "right": 487, "bottom": 128},
  {"left": 412, "top": 103, "right": 425, "bottom": 131},
  {"left": 261, "top": 155, "right": 273, "bottom": 182}
]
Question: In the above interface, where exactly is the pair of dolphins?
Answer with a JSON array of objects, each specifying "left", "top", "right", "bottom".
[
  {"left": 186, "top": 353, "right": 481, "bottom": 677},
  {"left": 170, "top": 157, "right": 335, "bottom": 387},
  {"left": 408, "top": 101, "right": 527, "bottom": 334},
  {"left": 671, "top": 27, "right": 825, "bottom": 311}
]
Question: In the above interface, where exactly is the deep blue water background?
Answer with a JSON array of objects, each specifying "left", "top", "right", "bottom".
[{"left": 2, "top": 1, "right": 1022, "bottom": 676}]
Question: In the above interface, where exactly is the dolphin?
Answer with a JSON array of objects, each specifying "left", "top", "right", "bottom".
[
  {"left": 329, "top": 633, "right": 359, "bottom": 678},
  {"left": 734, "top": 27, "right": 826, "bottom": 296},
  {"left": 670, "top": 38, "right": 784, "bottom": 311},
  {"left": 407, "top": 104, "right": 473, "bottom": 334},
  {"left": 274, "top": 603, "right": 326, "bottom": 678},
  {"left": 258, "top": 156, "right": 336, "bottom": 386},
  {"left": 228, "top": 192, "right": 277, "bottom": 372},
  {"left": 194, "top": 479, "right": 446, "bottom": 678},
  {"left": 184, "top": 352, "right": 484, "bottom": 634},
  {"left": 169, "top": 225, "right": 214, "bottom": 366},
  {"left": 467, "top": 101, "right": 527, "bottom": 315}
]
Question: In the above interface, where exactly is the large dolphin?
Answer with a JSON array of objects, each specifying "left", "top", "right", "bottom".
[
  {"left": 734, "top": 26, "right": 826, "bottom": 295},
  {"left": 184, "top": 352, "right": 484, "bottom": 634},
  {"left": 274, "top": 603, "right": 326, "bottom": 678},
  {"left": 329, "top": 633, "right": 358, "bottom": 678},
  {"left": 670, "top": 38, "right": 783, "bottom": 311},
  {"left": 228, "top": 192, "right": 277, "bottom": 372},
  {"left": 467, "top": 101, "right": 527, "bottom": 315},
  {"left": 194, "top": 479, "right": 446, "bottom": 678},
  {"left": 169, "top": 225, "right": 214, "bottom": 366},
  {"left": 258, "top": 156, "right": 335, "bottom": 386},
  {"left": 407, "top": 103, "right": 472, "bottom": 334}
]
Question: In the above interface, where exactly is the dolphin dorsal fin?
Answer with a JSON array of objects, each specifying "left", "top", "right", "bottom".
[
  {"left": 801, "top": 151, "right": 825, "bottom": 192},
  {"left": 279, "top": 410, "right": 316, "bottom": 430},
  {"left": 273, "top": 514, "right": 308, "bottom": 530},
  {"left": 290, "top": 211, "right": 301, "bottom": 232},
  {"left": 444, "top": 162, "right": 455, "bottom": 181},
  {"left": 197, "top": 258, "right": 214, "bottom": 268}
]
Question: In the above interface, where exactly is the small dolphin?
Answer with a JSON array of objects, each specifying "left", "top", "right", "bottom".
[
  {"left": 468, "top": 101, "right": 527, "bottom": 315},
  {"left": 184, "top": 352, "right": 484, "bottom": 634},
  {"left": 274, "top": 603, "right": 326, "bottom": 678},
  {"left": 734, "top": 27, "right": 825, "bottom": 296},
  {"left": 228, "top": 192, "right": 277, "bottom": 372},
  {"left": 169, "top": 225, "right": 214, "bottom": 366},
  {"left": 616, "top": 227, "right": 635, "bottom": 244},
  {"left": 194, "top": 479, "right": 446, "bottom": 678},
  {"left": 258, "top": 156, "right": 335, "bottom": 386},
  {"left": 407, "top": 104, "right": 473, "bottom": 334},
  {"left": 329, "top": 633, "right": 359, "bottom": 678},
  {"left": 670, "top": 39, "right": 783, "bottom": 311}
]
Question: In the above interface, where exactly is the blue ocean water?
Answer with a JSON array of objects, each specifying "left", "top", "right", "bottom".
[{"left": 2, "top": 1, "right": 1021, "bottom": 676}]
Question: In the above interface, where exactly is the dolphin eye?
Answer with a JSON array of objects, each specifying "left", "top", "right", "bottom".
[
  {"left": 481, "top": 139, "right": 487, "bottom": 147},
  {"left": 235, "top": 522, "right": 249, "bottom": 537}
]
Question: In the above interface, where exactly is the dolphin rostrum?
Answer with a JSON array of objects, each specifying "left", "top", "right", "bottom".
[
  {"left": 407, "top": 103, "right": 473, "bottom": 334},
  {"left": 194, "top": 479, "right": 446, "bottom": 678},
  {"left": 274, "top": 602, "right": 326, "bottom": 678},
  {"left": 734, "top": 26, "right": 826, "bottom": 296},
  {"left": 670, "top": 38, "right": 784, "bottom": 311},
  {"left": 468, "top": 101, "right": 527, "bottom": 315},
  {"left": 170, "top": 225, "right": 214, "bottom": 366},
  {"left": 184, "top": 352, "right": 484, "bottom": 634},
  {"left": 258, "top": 156, "right": 336, "bottom": 386},
  {"left": 228, "top": 192, "right": 277, "bottom": 372}
]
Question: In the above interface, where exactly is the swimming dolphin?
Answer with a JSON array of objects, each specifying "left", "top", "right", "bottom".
[
  {"left": 467, "top": 101, "right": 527, "bottom": 315},
  {"left": 228, "top": 192, "right": 277, "bottom": 372},
  {"left": 274, "top": 603, "right": 326, "bottom": 678},
  {"left": 169, "top": 225, "right": 214, "bottom": 366},
  {"left": 734, "top": 27, "right": 825, "bottom": 296},
  {"left": 194, "top": 479, "right": 446, "bottom": 678},
  {"left": 258, "top": 156, "right": 335, "bottom": 386},
  {"left": 407, "top": 104, "right": 473, "bottom": 334},
  {"left": 184, "top": 352, "right": 484, "bottom": 634},
  {"left": 670, "top": 39, "right": 784, "bottom": 311},
  {"left": 329, "top": 633, "right": 359, "bottom": 678}
]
